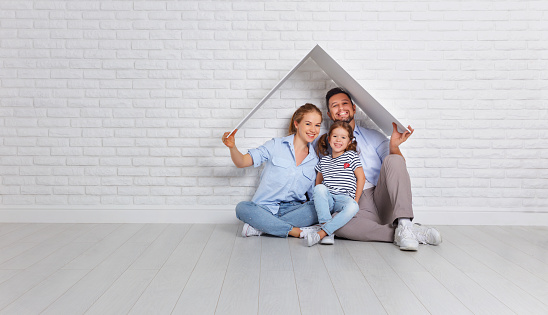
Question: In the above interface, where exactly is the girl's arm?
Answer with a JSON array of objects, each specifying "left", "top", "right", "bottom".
[
  {"left": 222, "top": 130, "right": 253, "bottom": 168},
  {"left": 315, "top": 172, "right": 323, "bottom": 186},
  {"left": 354, "top": 167, "right": 366, "bottom": 203}
]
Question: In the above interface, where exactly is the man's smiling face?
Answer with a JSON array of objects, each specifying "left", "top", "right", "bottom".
[{"left": 327, "top": 93, "right": 356, "bottom": 124}]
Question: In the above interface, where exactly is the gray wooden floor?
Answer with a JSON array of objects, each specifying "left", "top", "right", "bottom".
[{"left": 0, "top": 223, "right": 546, "bottom": 315}]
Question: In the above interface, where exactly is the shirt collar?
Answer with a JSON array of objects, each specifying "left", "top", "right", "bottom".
[{"left": 281, "top": 134, "right": 294, "bottom": 145}]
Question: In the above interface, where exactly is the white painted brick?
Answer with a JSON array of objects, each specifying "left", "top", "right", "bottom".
[
  {"left": 0, "top": 0, "right": 545, "bottom": 215},
  {"left": 134, "top": 177, "right": 165, "bottom": 186},
  {"left": 101, "top": 177, "right": 132, "bottom": 186},
  {"left": 36, "top": 195, "right": 68, "bottom": 205},
  {"left": 150, "top": 148, "right": 182, "bottom": 157},
  {"left": 101, "top": 196, "right": 132, "bottom": 204},
  {"left": 133, "top": 158, "right": 165, "bottom": 166},
  {"left": 36, "top": 176, "right": 68, "bottom": 186},
  {"left": 2, "top": 196, "right": 34, "bottom": 205},
  {"left": 150, "top": 187, "right": 181, "bottom": 196},
  {"left": 117, "top": 148, "right": 148, "bottom": 156},
  {"left": 86, "top": 186, "right": 117, "bottom": 195},
  {"left": 134, "top": 196, "right": 167, "bottom": 205},
  {"left": 54, "top": 186, "right": 85, "bottom": 195},
  {"left": 100, "top": 158, "right": 132, "bottom": 166},
  {"left": 68, "top": 196, "right": 101, "bottom": 204},
  {"left": 53, "top": 167, "right": 84, "bottom": 176},
  {"left": 118, "top": 186, "right": 149, "bottom": 196}
]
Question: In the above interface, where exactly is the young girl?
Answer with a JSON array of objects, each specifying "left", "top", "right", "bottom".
[
  {"left": 307, "top": 121, "right": 366, "bottom": 246},
  {"left": 222, "top": 103, "right": 323, "bottom": 238}
]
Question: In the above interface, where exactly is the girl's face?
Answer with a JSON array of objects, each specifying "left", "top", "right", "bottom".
[
  {"left": 294, "top": 112, "right": 322, "bottom": 143},
  {"left": 329, "top": 127, "right": 351, "bottom": 156}
]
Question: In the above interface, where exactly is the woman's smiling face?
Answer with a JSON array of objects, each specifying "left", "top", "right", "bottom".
[{"left": 294, "top": 112, "right": 322, "bottom": 143}]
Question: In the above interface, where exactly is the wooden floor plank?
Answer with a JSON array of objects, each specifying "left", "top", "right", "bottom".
[
  {"left": 128, "top": 224, "right": 215, "bottom": 315},
  {"left": 0, "top": 224, "right": 28, "bottom": 237},
  {"left": 435, "top": 226, "right": 548, "bottom": 314},
  {"left": 171, "top": 224, "right": 238, "bottom": 314},
  {"left": 71, "top": 224, "right": 120, "bottom": 243},
  {"left": 215, "top": 235, "right": 261, "bottom": 315},
  {"left": 0, "top": 223, "right": 545, "bottom": 315},
  {"left": 413, "top": 245, "right": 514, "bottom": 315},
  {"left": 373, "top": 242, "right": 473, "bottom": 315},
  {"left": 0, "top": 241, "right": 94, "bottom": 310},
  {"left": 496, "top": 226, "right": 548, "bottom": 262},
  {"left": 447, "top": 226, "right": 548, "bottom": 304},
  {"left": 0, "top": 269, "right": 88, "bottom": 314},
  {"left": 63, "top": 224, "right": 145, "bottom": 270},
  {"left": 0, "top": 242, "right": 38, "bottom": 266},
  {"left": 344, "top": 241, "right": 429, "bottom": 315},
  {"left": 41, "top": 241, "right": 149, "bottom": 315},
  {"left": 0, "top": 224, "right": 50, "bottom": 249},
  {"left": 320, "top": 240, "right": 387, "bottom": 315},
  {"left": 84, "top": 269, "right": 157, "bottom": 315},
  {"left": 289, "top": 238, "right": 345, "bottom": 315},
  {"left": 258, "top": 237, "right": 300, "bottom": 315},
  {"left": 129, "top": 224, "right": 191, "bottom": 270},
  {"left": 259, "top": 270, "right": 301, "bottom": 315},
  {"left": 464, "top": 226, "right": 548, "bottom": 282}
]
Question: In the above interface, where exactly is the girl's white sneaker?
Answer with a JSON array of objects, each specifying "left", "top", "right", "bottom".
[{"left": 320, "top": 234, "right": 335, "bottom": 245}]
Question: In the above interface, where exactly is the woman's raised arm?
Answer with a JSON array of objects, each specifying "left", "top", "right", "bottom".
[{"left": 222, "top": 130, "right": 253, "bottom": 168}]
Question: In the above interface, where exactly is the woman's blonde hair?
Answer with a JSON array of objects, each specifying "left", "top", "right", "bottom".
[
  {"left": 288, "top": 103, "right": 323, "bottom": 135},
  {"left": 317, "top": 121, "right": 357, "bottom": 156}
]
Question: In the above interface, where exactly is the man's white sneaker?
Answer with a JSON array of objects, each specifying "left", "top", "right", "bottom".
[
  {"left": 412, "top": 223, "right": 442, "bottom": 245},
  {"left": 307, "top": 232, "right": 321, "bottom": 247},
  {"left": 394, "top": 225, "right": 419, "bottom": 251},
  {"left": 241, "top": 223, "right": 262, "bottom": 237},
  {"left": 320, "top": 234, "right": 335, "bottom": 245},
  {"left": 299, "top": 225, "right": 321, "bottom": 239}
]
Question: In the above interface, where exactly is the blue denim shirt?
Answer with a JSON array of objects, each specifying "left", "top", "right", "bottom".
[
  {"left": 247, "top": 134, "right": 318, "bottom": 215},
  {"left": 353, "top": 126, "right": 390, "bottom": 187}
]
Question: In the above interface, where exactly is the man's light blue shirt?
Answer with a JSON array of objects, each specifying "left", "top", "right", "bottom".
[
  {"left": 247, "top": 134, "right": 318, "bottom": 215},
  {"left": 353, "top": 125, "right": 390, "bottom": 187}
]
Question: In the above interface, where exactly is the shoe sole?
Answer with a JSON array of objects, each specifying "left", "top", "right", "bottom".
[
  {"left": 399, "top": 245, "right": 418, "bottom": 251},
  {"left": 395, "top": 240, "right": 418, "bottom": 251}
]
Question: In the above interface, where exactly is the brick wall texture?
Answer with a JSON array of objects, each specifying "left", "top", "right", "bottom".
[{"left": 1, "top": 1, "right": 547, "bottom": 213}]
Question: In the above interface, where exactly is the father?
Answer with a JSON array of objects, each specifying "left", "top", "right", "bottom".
[{"left": 324, "top": 87, "right": 441, "bottom": 251}]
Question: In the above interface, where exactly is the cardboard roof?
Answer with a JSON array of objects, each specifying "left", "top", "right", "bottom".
[{"left": 231, "top": 44, "right": 407, "bottom": 136}]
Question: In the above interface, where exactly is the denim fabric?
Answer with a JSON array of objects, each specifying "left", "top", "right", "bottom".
[
  {"left": 235, "top": 200, "right": 318, "bottom": 238},
  {"left": 247, "top": 135, "right": 318, "bottom": 215},
  {"left": 313, "top": 184, "right": 359, "bottom": 236}
]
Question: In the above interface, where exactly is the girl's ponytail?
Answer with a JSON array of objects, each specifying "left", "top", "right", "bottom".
[{"left": 317, "top": 133, "right": 329, "bottom": 156}]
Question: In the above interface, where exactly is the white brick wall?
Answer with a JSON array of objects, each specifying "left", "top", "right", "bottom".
[{"left": 1, "top": 0, "right": 547, "bottom": 224}]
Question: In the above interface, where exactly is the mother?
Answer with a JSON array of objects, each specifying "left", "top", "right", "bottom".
[{"left": 222, "top": 103, "right": 322, "bottom": 238}]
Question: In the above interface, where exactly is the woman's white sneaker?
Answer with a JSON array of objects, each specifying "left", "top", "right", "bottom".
[{"left": 241, "top": 223, "right": 263, "bottom": 237}]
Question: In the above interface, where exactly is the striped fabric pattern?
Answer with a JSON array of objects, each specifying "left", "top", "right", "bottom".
[{"left": 315, "top": 150, "right": 362, "bottom": 198}]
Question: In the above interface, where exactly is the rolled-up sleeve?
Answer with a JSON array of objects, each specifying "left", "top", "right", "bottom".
[{"left": 247, "top": 138, "right": 276, "bottom": 168}]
